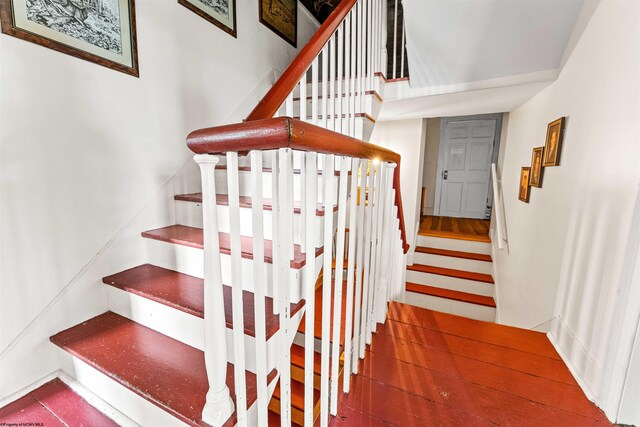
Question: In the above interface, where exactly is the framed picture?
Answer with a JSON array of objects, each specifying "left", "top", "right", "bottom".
[
  {"left": 519, "top": 167, "right": 531, "bottom": 203},
  {"left": 178, "top": 0, "right": 236, "bottom": 37},
  {"left": 260, "top": 0, "right": 296, "bottom": 47},
  {"left": 542, "top": 117, "right": 566, "bottom": 167},
  {"left": 0, "top": 0, "right": 139, "bottom": 76},
  {"left": 530, "top": 147, "right": 544, "bottom": 188}
]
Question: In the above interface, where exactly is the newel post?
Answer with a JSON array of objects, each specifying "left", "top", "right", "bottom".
[{"left": 194, "top": 154, "right": 235, "bottom": 426}]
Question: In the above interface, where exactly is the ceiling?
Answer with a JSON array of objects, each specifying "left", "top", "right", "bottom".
[{"left": 402, "top": 0, "right": 584, "bottom": 89}]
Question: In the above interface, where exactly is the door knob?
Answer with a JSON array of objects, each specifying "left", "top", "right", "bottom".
[{"left": 443, "top": 170, "right": 448, "bottom": 180}]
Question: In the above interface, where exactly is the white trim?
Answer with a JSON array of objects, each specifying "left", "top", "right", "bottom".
[{"left": 0, "top": 371, "right": 59, "bottom": 408}]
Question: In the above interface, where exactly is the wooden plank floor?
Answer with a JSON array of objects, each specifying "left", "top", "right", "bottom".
[
  {"left": 419, "top": 215, "right": 491, "bottom": 242},
  {"left": 330, "top": 302, "right": 611, "bottom": 427}
]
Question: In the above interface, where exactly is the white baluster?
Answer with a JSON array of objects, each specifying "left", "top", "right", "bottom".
[
  {"left": 359, "top": 160, "right": 373, "bottom": 358},
  {"left": 277, "top": 148, "right": 293, "bottom": 427},
  {"left": 359, "top": 0, "right": 365, "bottom": 114},
  {"left": 312, "top": 58, "right": 319, "bottom": 125},
  {"left": 349, "top": 10, "right": 357, "bottom": 137},
  {"left": 226, "top": 152, "right": 248, "bottom": 427},
  {"left": 342, "top": 157, "right": 359, "bottom": 391},
  {"left": 330, "top": 156, "right": 349, "bottom": 414},
  {"left": 250, "top": 151, "right": 268, "bottom": 426},
  {"left": 366, "top": 161, "right": 383, "bottom": 343},
  {"left": 321, "top": 46, "right": 329, "bottom": 129},
  {"left": 320, "top": 154, "right": 335, "bottom": 426},
  {"left": 271, "top": 151, "right": 280, "bottom": 314},
  {"left": 329, "top": 36, "right": 336, "bottom": 131},
  {"left": 336, "top": 24, "right": 344, "bottom": 135},
  {"left": 352, "top": 158, "right": 367, "bottom": 372},
  {"left": 367, "top": 0, "right": 373, "bottom": 90},
  {"left": 286, "top": 90, "right": 294, "bottom": 118},
  {"left": 392, "top": 0, "right": 398, "bottom": 78},
  {"left": 344, "top": 13, "right": 351, "bottom": 136},
  {"left": 400, "top": 15, "right": 406, "bottom": 78},
  {"left": 195, "top": 154, "right": 235, "bottom": 427},
  {"left": 303, "top": 152, "right": 318, "bottom": 426},
  {"left": 300, "top": 69, "right": 307, "bottom": 122}
]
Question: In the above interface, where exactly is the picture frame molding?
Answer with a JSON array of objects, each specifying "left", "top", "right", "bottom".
[
  {"left": 0, "top": 0, "right": 139, "bottom": 77},
  {"left": 259, "top": 0, "right": 297, "bottom": 48},
  {"left": 542, "top": 116, "right": 566, "bottom": 167},
  {"left": 530, "top": 146, "right": 544, "bottom": 188},
  {"left": 519, "top": 166, "right": 531, "bottom": 203},
  {"left": 178, "top": 0, "right": 237, "bottom": 38}
]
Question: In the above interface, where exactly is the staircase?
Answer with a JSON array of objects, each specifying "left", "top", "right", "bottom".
[
  {"left": 405, "top": 232, "right": 497, "bottom": 322},
  {"left": 42, "top": 0, "right": 410, "bottom": 426}
]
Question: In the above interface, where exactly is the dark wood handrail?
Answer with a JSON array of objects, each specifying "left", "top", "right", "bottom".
[
  {"left": 188, "top": 117, "right": 409, "bottom": 252},
  {"left": 245, "top": 0, "right": 358, "bottom": 121}
]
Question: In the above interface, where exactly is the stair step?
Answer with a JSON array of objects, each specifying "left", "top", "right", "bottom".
[
  {"left": 290, "top": 344, "right": 321, "bottom": 375},
  {"left": 0, "top": 378, "right": 118, "bottom": 426},
  {"left": 270, "top": 377, "right": 321, "bottom": 426},
  {"left": 405, "top": 283, "right": 496, "bottom": 308},
  {"left": 297, "top": 280, "right": 348, "bottom": 344},
  {"left": 175, "top": 193, "right": 334, "bottom": 216},
  {"left": 415, "top": 246, "right": 492, "bottom": 262},
  {"left": 141, "top": 225, "right": 323, "bottom": 269},
  {"left": 103, "top": 264, "right": 305, "bottom": 339},
  {"left": 50, "top": 312, "right": 275, "bottom": 427},
  {"left": 407, "top": 264, "right": 494, "bottom": 284}
]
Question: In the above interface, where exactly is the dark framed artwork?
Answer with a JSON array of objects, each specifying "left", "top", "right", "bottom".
[
  {"left": 542, "top": 117, "right": 566, "bottom": 167},
  {"left": 0, "top": 0, "right": 139, "bottom": 76},
  {"left": 260, "top": 0, "right": 296, "bottom": 47},
  {"left": 178, "top": 0, "right": 236, "bottom": 37},
  {"left": 519, "top": 167, "right": 531, "bottom": 203},
  {"left": 299, "top": 0, "right": 339, "bottom": 23},
  {"left": 530, "top": 147, "right": 544, "bottom": 188}
]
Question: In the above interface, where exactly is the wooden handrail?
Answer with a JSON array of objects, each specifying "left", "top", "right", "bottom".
[
  {"left": 245, "top": 0, "right": 358, "bottom": 121},
  {"left": 187, "top": 117, "right": 409, "bottom": 253}
]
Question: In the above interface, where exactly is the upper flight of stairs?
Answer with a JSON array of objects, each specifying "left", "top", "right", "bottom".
[{"left": 405, "top": 232, "right": 497, "bottom": 322}]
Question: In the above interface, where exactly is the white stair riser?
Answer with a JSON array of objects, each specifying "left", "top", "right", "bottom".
[
  {"left": 144, "top": 239, "right": 323, "bottom": 302},
  {"left": 405, "top": 270, "right": 494, "bottom": 296},
  {"left": 175, "top": 200, "right": 328, "bottom": 247},
  {"left": 58, "top": 351, "right": 189, "bottom": 427},
  {"left": 107, "top": 286, "right": 301, "bottom": 374},
  {"left": 214, "top": 168, "right": 339, "bottom": 203},
  {"left": 416, "top": 235, "right": 491, "bottom": 255},
  {"left": 412, "top": 252, "right": 492, "bottom": 275},
  {"left": 404, "top": 291, "right": 496, "bottom": 322}
]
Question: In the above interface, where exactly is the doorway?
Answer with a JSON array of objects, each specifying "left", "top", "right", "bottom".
[{"left": 432, "top": 114, "right": 503, "bottom": 220}]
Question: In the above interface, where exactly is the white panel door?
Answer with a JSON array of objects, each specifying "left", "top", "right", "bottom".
[{"left": 439, "top": 120, "right": 495, "bottom": 219}]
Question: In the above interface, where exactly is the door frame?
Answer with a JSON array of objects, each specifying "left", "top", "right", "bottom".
[{"left": 433, "top": 113, "right": 503, "bottom": 218}]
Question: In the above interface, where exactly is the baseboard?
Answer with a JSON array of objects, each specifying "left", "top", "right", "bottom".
[
  {"left": 0, "top": 371, "right": 58, "bottom": 409},
  {"left": 547, "top": 316, "right": 599, "bottom": 406}
]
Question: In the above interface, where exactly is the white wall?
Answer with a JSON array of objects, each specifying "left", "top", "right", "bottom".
[
  {"left": 0, "top": 0, "right": 317, "bottom": 399},
  {"left": 370, "top": 119, "right": 426, "bottom": 258},
  {"left": 422, "top": 118, "right": 440, "bottom": 215},
  {"left": 491, "top": 0, "right": 640, "bottom": 422}
]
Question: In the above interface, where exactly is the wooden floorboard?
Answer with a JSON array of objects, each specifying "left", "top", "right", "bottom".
[
  {"left": 330, "top": 302, "right": 611, "bottom": 426},
  {"left": 419, "top": 215, "right": 491, "bottom": 242}
]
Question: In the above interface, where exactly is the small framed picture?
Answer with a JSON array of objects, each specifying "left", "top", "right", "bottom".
[
  {"left": 0, "top": 0, "right": 139, "bottom": 76},
  {"left": 530, "top": 147, "right": 544, "bottom": 188},
  {"left": 178, "top": 0, "right": 237, "bottom": 37},
  {"left": 543, "top": 117, "right": 566, "bottom": 167},
  {"left": 519, "top": 167, "right": 531, "bottom": 203},
  {"left": 260, "top": 0, "right": 296, "bottom": 47}
]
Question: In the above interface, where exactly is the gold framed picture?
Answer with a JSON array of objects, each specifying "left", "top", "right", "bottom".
[
  {"left": 519, "top": 167, "right": 531, "bottom": 203},
  {"left": 543, "top": 117, "right": 566, "bottom": 167},
  {"left": 260, "top": 0, "right": 296, "bottom": 47},
  {"left": 530, "top": 147, "right": 544, "bottom": 188}
]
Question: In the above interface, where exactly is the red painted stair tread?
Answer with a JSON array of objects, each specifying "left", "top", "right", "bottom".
[
  {"left": 141, "top": 225, "right": 323, "bottom": 269},
  {"left": 50, "top": 312, "right": 262, "bottom": 427},
  {"left": 103, "top": 264, "right": 304, "bottom": 339},
  {"left": 0, "top": 394, "right": 66, "bottom": 426},
  {"left": 405, "top": 282, "right": 496, "bottom": 308},
  {"left": 297, "top": 280, "right": 350, "bottom": 344},
  {"left": 175, "top": 193, "right": 333, "bottom": 216},
  {"left": 415, "top": 246, "right": 492, "bottom": 262},
  {"left": 407, "top": 263, "right": 494, "bottom": 283},
  {"left": 290, "top": 343, "right": 322, "bottom": 375}
]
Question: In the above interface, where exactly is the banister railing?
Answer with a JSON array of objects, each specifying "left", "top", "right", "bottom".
[{"left": 188, "top": 1, "right": 408, "bottom": 426}]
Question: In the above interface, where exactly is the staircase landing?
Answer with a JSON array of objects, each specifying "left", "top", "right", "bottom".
[
  {"left": 330, "top": 302, "right": 611, "bottom": 426},
  {"left": 419, "top": 215, "right": 491, "bottom": 242}
]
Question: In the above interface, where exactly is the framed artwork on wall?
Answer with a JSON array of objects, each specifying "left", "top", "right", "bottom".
[
  {"left": 519, "top": 167, "right": 531, "bottom": 203},
  {"left": 0, "top": 0, "right": 139, "bottom": 76},
  {"left": 530, "top": 147, "right": 544, "bottom": 188},
  {"left": 178, "top": 0, "right": 236, "bottom": 37},
  {"left": 260, "top": 0, "right": 296, "bottom": 47},
  {"left": 542, "top": 117, "right": 566, "bottom": 167}
]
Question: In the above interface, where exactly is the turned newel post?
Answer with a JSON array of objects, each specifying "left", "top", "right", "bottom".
[{"left": 194, "top": 154, "right": 235, "bottom": 426}]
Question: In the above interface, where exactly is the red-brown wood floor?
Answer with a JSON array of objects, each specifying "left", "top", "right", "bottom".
[{"left": 329, "top": 302, "right": 612, "bottom": 427}]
